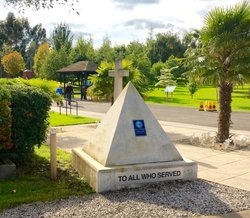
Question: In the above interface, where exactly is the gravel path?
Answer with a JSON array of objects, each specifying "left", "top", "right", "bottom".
[{"left": 1, "top": 179, "right": 250, "bottom": 218}]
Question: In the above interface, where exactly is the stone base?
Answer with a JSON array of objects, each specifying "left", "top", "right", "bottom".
[
  {"left": 72, "top": 148, "right": 197, "bottom": 193},
  {"left": 0, "top": 159, "right": 16, "bottom": 180}
]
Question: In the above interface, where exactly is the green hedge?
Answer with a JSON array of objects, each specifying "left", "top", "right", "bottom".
[
  {"left": 2, "top": 84, "right": 52, "bottom": 164},
  {"left": 0, "top": 87, "right": 12, "bottom": 153}
]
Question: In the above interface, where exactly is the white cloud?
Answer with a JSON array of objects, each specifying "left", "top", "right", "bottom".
[{"left": 0, "top": 0, "right": 243, "bottom": 47}]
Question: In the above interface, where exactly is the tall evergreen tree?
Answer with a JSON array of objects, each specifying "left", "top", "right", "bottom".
[
  {"left": 96, "top": 36, "right": 115, "bottom": 64},
  {"left": 51, "top": 23, "right": 73, "bottom": 53},
  {"left": 70, "top": 36, "right": 95, "bottom": 63}
]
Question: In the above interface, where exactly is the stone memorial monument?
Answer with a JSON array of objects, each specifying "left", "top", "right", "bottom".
[
  {"left": 72, "top": 81, "right": 197, "bottom": 193},
  {"left": 109, "top": 59, "right": 129, "bottom": 101}
]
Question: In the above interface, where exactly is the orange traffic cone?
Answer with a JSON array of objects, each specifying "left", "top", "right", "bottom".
[
  {"left": 205, "top": 101, "right": 211, "bottom": 111},
  {"left": 199, "top": 101, "right": 204, "bottom": 111},
  {"left": 212, "top": 101, "right": 217, "bottom": 111}
]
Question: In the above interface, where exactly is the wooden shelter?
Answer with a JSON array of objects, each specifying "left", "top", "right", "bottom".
[{"left": 57, "top": 61, "right": 98, "bottom": 95}]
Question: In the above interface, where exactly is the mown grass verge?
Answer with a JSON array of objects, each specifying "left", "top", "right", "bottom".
[
  {"left": 49, "top": 111, "right": 99, "bottom": 126},
  {"left": 145, "top": 85, "right": 250, "bottom": 111}
]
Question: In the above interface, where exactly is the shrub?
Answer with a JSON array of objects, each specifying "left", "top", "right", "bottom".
[
  {"left": 20, "top": 78, "right": 62, "bottom": 102},
  {"left": 0, "top": 87, "right": 12, "bottom": 153},
  {"left": 4, "top": 84, "right": 52, "bottom": 164},
  {"left": 0, "top": 78, "right": 62, "bottom": 103},
  {"left": 188, "top": 82, "right": 199, "bottom": 99}
]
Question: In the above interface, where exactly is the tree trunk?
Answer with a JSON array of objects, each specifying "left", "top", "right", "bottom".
[{"left": 217, "top": 81, "right": 233, "bottom": 143}]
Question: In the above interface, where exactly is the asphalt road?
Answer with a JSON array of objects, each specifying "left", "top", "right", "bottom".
[{"left": 63, "top": 99, "right": 250, "bottom": 131}]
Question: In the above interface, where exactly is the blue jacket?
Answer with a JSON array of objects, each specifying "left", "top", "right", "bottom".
[{"left": 56, "top": 87, "right": 63, "bottom": 95}]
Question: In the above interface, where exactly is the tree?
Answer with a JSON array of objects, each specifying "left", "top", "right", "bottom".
[
  {"left": 33, "top": 42, "right": 50, "bottom": 78},
  {"left": 150, "top": 61, "right": 166, "bottom": 84},
  {"left": 42, "top": 47, "right": 71, "bottom": 80},
  {"left": 25, "top": 41, "right": 37, "bottom": 70},
  {"left": 125, "top": 41, "right": 152, "bottom": 83},
  {"left": 147, "top": 32, "right": 186, "bottom": 64},
  {"left": 88, "top": 59, "right": 151, "bottom": 101},
  {"left": 0, "top": 44, "right": 13, "bottom": 77},
  {"left": 0, "top": 13, "right": 47, "bottom": 69},
  {"left": 88, "top": 61, "right": 113, "bottom": 101},
  {"left": 1, "top": 0, "right": 79, "bottom": 12},
  {"left": 114, "top": 44, "right": 127, "bottom": 60},
  {"left": 96, "top": 36, "right": 115, "bottom": 64},
  {"left": 25, "top": 24, "right": 47, "bottom": 69},
  {"left": 70, "top": 36, "right": 95, "bottom": 63},
  {"left": 1, "top": 51, "right": 25, "bottom": 77},
  {"left": 182, "top": 29, "right": 200, "bottom": 49},
  {"left": 155, "top": 67, "right": 177, "bottom": 88},
  {"left": 165, "top": 55, "right": 186, "bottom": 80},
  {"left": 51, "top": 23, "right": 73, "bottom": 53},
  {"left": 0, "top": 13, "right": 30, "bottom": 56},
  {"left": 188, "top": 82, "right": 198, "bottom": 99},
  {"left": 200, "top": 1, "right": 250, "bottom": 142}
]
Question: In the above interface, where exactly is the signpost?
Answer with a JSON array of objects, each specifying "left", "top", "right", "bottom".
[{"left": 164, "top": 86, "right": 176, "bottom": 102}]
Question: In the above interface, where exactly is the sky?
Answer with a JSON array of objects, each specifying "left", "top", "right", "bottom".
[{"left": 0, "top": 0, "right": 243, "bottom": 48}]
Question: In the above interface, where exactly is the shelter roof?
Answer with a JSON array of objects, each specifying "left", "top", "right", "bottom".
[{"left": 57, "top": 61, "right": 98, "bottom": 73}]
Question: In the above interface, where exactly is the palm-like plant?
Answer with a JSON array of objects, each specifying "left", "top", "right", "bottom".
[
  {"left": 88, "top": 59, "right": 150, "bottom": 101},
  {"left": 200, "top": 1, "right": 250, "bottom": 142}
]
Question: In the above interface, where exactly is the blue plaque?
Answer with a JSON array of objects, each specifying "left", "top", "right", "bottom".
[{"left": 133, "top": 120, "right": 147, "bottom": 136}]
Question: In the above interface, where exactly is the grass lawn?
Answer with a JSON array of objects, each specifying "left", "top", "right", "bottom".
[
  {"left": 145, "top": 85, "right": 250, "bottom": 112},
  {"left": 0, "top": 145, "right": 94, "bottom": 212},
  {"left": 49, "top": 111, "right": 99, "bottom": 126}
]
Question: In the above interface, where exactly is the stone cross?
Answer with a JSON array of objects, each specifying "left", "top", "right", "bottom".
[{"left": 109, "top": 59, "right": 129, "bottom": 101}]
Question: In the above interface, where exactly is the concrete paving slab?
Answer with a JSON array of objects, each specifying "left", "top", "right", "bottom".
[{"left": 220, "top": 176, "right": 250, "bottom": 191}]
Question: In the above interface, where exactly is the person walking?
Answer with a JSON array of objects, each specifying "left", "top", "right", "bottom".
[
  {"left": 56, "top": 83, "right": 63, "bottom": 106},
  {"left": 65, "top": 81, "right": 74, "bottom": 105},
  {"left": 81, "top": 85, "right": 87, "bottom": 100}
]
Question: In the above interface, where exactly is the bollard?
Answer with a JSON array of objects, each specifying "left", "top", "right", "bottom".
[{"left": 50, "top": 127, "right": 57, "bottom": 180}]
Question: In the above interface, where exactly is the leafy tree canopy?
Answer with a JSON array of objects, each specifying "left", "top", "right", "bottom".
[
  {"left": 51, "top": 23, "right": 73, "bottom": 53},
  {"left": 2, "top": 0, "right": 79, "bottom": 13},
  {"left": 1, "top": 50, "right": 25, "bottom": 77},
  {"left": 0, "top": 12, "right": 46, "bottom": 68},
  {"left": 88, "top": 59, "right": 151, "bottom": 101},
  {"left": 147, "top": 32, "right": 186, "bottom": 64},
  {"left": 70, "top": 36, "right": 95, "bottom": 63},
  {"left": 42, "top": 47, "right": 72, "bottom": 80},
  {"left": 33, "top": 42, "right": 50, "bottom": 78},
  {"left": 96, "top": 36, "right": 115, "bottom": 64}
]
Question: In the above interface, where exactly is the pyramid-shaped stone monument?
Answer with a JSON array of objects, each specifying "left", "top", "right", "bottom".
[{"left": 72, "top": 82, "right": 197, "bottom": 193}]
